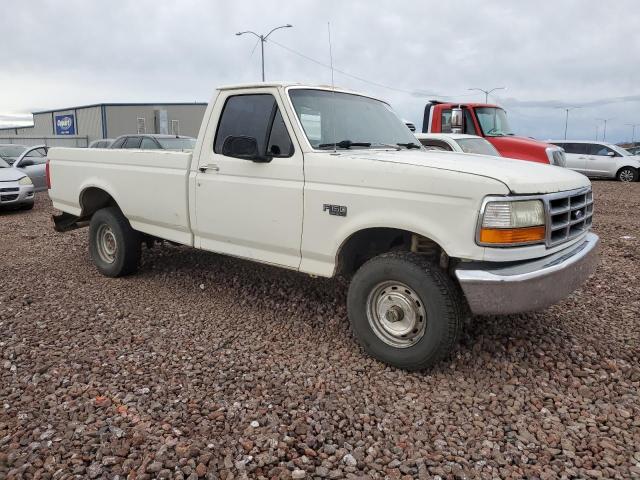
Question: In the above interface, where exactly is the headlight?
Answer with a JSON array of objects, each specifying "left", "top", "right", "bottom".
[
  {"left": 479, "top": 199, "right": 545, "bottom": 245},
  {"left": 546, "top": 147, "right": 566, "bottom": 167},
  {"left": 18, "top": 176, "right": 32, "bottom": 185}
]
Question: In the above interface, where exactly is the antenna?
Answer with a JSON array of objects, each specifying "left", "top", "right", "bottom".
[{"left": 328, "top": 22, "right": 337, "bottom": 152}]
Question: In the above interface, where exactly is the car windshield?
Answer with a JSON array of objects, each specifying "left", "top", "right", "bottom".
[
  {"left": 614, "top": 146, "right": 632, "bottom": 156},
  {"left": 288, "top": 89, "right": 418, "bottom": 149},
  {"left": 156, "top": 137, "right": 196, "bottom": 150},
  {"left": 0, "top": 145, "right": 27, "bottom": 158},
  {"left": 475, "top": 107, "right": 514, "bottom": 136},
  {"left": 455, "top": 138, "right": 501, "bottom": 156},
  {"left": 0, "top": 158, "right": 9, "bottom": 168}
]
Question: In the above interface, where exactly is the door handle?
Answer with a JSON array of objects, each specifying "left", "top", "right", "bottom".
[{"left": 199, "top": 164, "right": 220, "bottom": 173}]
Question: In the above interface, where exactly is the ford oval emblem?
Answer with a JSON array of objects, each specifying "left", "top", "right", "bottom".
[{"left": 574, "top": 210, "right": 584, "bottom": 220}]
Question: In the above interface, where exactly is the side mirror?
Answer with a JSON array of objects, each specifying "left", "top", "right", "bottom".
[
  {"left": 451, "top": 107, "right": 464, "bottom": 134},
  {"left": 222, "top": 136, "right": 271, "bottom": 162},
  {"left": 18, "top": 159, "right": 34, "bottom": 167},
  {"left": 606, "top": 151, "right": 616, "bottom": 157}
]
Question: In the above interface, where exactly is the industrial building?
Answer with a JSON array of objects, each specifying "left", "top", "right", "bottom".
[{"left": 0, "top": 102, "right": 208, "bottom": 147}]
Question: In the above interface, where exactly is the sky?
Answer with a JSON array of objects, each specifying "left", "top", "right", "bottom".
[{"left": 2, "top": 0, "right": 639, "bottom": 143}]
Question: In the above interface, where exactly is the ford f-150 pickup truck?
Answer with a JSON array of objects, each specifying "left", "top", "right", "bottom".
[{"left": 48, "top": 82, "right": 599, "bottom": 370}]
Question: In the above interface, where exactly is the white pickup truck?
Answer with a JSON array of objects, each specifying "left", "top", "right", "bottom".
[{"left": 48, "top": 82, "right": 599, "bottom": 370}]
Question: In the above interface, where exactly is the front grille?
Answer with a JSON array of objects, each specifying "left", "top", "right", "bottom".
[
  {"left": 552, "top": 150, "right": 566, "bottom": 167},
  {"left": 546, "top": 187, "right": 593, "bottom": 247},
  {"left": 1, "top": 194, "right": 19, "bottom": 202},
  {"left": 0, "top": 187, "right": 19, "bottom": 193}
]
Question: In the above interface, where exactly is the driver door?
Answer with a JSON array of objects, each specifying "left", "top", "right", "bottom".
[
  {"left": 16, "top": 146, "right": 48, "bottom": 191},
  {"left": 193, "top": 89, "right": 304, "bottom": 269}
]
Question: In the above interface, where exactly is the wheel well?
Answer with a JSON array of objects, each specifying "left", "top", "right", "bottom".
[
  {"left": 336, "top": 228, "right": 445, "bottom": 276},
  {"left": 617, "top": 165, "right": 637, "bottom": 176},
  {"left": 80, "top": 187, "right": 117, "bottom": 218}
]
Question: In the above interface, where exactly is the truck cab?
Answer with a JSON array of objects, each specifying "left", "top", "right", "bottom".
[{"left": 423, "top": 101, "right": 566, "bottom": 166}]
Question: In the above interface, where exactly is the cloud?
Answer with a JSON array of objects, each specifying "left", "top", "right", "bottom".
[{"left": 2, "top": 0, "right": 639, "bottom": 142}]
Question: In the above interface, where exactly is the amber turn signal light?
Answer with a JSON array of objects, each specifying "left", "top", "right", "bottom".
[{"left": 479, "top": 226, "right": 545, "bottom": 244}]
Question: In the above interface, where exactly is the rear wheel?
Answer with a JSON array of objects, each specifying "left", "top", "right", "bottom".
[
  {"left": 347, "top": 251, "right": 465, "bottom": 370},
  {"left": 617, "top": 167, "right": 638, "bottom": 182},
  {"left": 89, "top": 207, "right": 141, "bottom": 277}
]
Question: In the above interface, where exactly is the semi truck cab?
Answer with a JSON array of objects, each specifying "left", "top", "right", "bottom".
[{"left": 422, "top": 101, "right": 566, "bottom": 166}]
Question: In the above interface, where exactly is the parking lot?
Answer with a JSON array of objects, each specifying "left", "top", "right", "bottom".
[{"left": 1, "top": 181, "right": 639, "bottom": 479}]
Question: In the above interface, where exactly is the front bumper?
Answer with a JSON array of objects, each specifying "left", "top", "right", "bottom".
[
  {"left": 0, "top": 183, "right": 35, "bottom": 206},
  {"left": 455, "top": 232, "right": 599, "bottom": 315}
]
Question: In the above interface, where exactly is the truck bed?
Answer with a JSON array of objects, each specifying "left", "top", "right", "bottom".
[{"left": 48, "top": 148, "right": 194, "bottom": 245}]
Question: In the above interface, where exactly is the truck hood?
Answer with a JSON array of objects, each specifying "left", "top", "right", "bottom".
[
  {"left": 348, "top": 149, "right": 590, "bottom": 194},
  {"left": 0, "top": 167, "right": 26, "bottom": 182}
]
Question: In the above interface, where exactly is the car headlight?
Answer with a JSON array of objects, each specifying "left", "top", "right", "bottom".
[
  {"left": 18, "top": 176, "right": 32, "bottom": 185},
  {"left": 546, "top": 147, "right": 566, "bottom": 167},
  {"left": 478, "top": 199, "right": 545, "bottom": 245}
]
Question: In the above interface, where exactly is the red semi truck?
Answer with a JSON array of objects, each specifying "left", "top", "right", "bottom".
[{"left": 422, "top": 101, "right": 566, "bottom": 166}]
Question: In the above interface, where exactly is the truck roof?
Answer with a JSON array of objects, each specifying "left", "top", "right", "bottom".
[
  {"left": 216, "top": 82, "right": 374, "bottom": 98},
  {"left": 429, "top": 101, "right": 501, "bottom": 109}
]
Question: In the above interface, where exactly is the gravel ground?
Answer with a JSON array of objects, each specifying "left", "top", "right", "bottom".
[{"left": 1, "top": 181, "right": 639, "bottom": 480}]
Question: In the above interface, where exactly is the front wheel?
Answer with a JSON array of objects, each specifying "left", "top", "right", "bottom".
[
  {"left": 89, "top": 207, "right": 141, "bottom": 277},
  {"left": 347, "top": 252, "right": 465, "bottom": 370},
  {"left": 617, "top": 167, "right": 638, "bottom": 182}
]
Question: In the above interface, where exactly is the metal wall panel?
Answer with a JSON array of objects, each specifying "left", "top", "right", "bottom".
[{"left": 76, "top": 106, "right": 103, "bottom": 142}]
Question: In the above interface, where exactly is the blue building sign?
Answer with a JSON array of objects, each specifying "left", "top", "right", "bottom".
[{"left": 55, "top": 114, "right": 76, "bottom": 135}]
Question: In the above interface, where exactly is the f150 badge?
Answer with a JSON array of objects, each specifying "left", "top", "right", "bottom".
[{"left": 323, "top": 204, "right": 347, "bottom": 217}]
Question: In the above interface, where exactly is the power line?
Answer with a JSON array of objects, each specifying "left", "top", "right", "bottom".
[{"left": 267, "top": 38, "right": 477, "bottom": 99}]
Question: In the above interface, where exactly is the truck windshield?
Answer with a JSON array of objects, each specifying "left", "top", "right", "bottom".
[
  {"left": 288, "top": 89, "right": 418, "bottom": 149},
  {"left": 475, "top": 108, "right": 513, "bottom": 137},
  {"left": 455, "top": 138, "right": 501, "bottom": 156}
]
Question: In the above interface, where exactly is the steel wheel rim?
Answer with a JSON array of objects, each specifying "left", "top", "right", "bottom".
[
  {"left": 366, "top": 281, "right": 427, "bottom": 348},
  {"left": 619, "top": 169, "right": 634, "bottom": 182},
  {"left": 96, "top": 224, "right": 117, "bottom": 264}
]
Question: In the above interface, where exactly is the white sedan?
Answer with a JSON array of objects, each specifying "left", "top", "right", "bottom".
[{"left": 414, "top": 133, "right": 502, "bottom": 157}]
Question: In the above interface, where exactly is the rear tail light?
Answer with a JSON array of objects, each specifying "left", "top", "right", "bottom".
[{"left": 46, "top": 158, "right": 51, "bottom": 189}]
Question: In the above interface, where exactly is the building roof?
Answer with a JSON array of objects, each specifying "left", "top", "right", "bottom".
[{"left": 32, "top": 102, "right": 207, "bottom": 115}]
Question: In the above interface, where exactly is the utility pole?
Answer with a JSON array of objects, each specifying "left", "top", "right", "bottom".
[
  {"left": 625, "top": 123, "right": 639, "bottom": 144},
  {"left": 596, "top": 118, "right": 614, "bottom": 142},
  {"left": 555, "top": 106, "right": 581, "bottom": 140},
  {"left": 236, "top": 24, "right": 293, "bottom": 81},
  {"left": 468, "top": 87, "right": 506, "bottom": 103},
  {"left": 595, "top": 125, "right": 599, "bottom": 141}
]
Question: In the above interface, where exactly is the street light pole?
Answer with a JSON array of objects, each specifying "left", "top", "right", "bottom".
[
  {"left": 468, "top": 87, "right": 506, "bottom": 103},
  {"left": 596, "top": 118, "right": 614, "bottom": 142},
  {"left": 555, "top": 106, "right": 581, "bottom": 140},
  {"left": 236, "top": 24, "right": 293, "bottom": 82},
  {"left": 625, "top": 123, "right": 639, "bottom": 144}
]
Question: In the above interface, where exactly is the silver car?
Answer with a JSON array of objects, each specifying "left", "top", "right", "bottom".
[
  {"left": 0, "top": 157, "right": 35, "bottom": 209},
  {"left": 0, "top": 144, "right": 27, "bottom": 166},
  {"left": 13, "top": 145, "right": 48, "bottom": 191}
]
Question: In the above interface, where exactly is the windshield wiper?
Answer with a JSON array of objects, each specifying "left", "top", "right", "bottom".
[
  {"left": 317, "top": 140, "right": 371, "bottom": 149},
  {"left": 397, "top": 142, "right": 421, "bottom": 149}
]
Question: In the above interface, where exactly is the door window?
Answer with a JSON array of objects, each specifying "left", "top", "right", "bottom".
[
  {"left": 111, "top": 138, "right": 126, "bottom": 149},
  {"left": 25, "top": 148, "right": 47, "bottom": 164},
  {"left": 141, "top": 138, "right": 160, "bottom": 149},
  {"left": 440, "top": 110, "right": 452, "bottom": 133},
  {"left": 463, "top": 110, "right": 477, "bottom": 135},
  {"left": 587, "top": 144, "right": 616, "bottom": 156},
  {"left": 556, "top": 143, "right": 587, "bottom": 155},
  {"left": 214, "top": 94, "right": 294, "bottom": 158},
  {"left": 123, "top": 137, "right": 142, "bottom": 149}
]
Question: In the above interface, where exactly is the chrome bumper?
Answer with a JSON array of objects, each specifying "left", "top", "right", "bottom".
[{"left": 455, "top": 232, "right": 599, "bottom": 315}]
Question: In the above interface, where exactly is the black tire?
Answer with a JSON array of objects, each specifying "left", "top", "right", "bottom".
[
  {"left": 89, "top": 207, "right": 141, "bottom": 277},
  {"left": 21, "top": 202, "right": 34, "bottom": 210},
  {"left": 347, "top": 251, "right": 465, "bottom": 370},
  {"left": 617, "top": 167, "right": 638, "bottom": 182}
]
